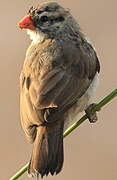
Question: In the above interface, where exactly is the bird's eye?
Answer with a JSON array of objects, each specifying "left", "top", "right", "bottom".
[{"left": 40, "top": 16, "right": 49, "bottom": 23}]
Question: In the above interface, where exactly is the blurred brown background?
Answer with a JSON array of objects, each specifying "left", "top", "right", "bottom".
[{"left": 0, "top": 0, "right": 117, "bottom": 179}]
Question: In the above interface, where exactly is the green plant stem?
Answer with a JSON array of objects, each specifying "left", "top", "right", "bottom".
[
  {"left": 9, "top": 163, "right": 28, "bottom": 180},
  {"left": 9, "top": 89, "right": 117, "bottom": 180}
]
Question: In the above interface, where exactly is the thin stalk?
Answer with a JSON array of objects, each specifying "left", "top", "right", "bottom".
[
  {"left": 9, "top": 163, "right": 28, "bottom": 180},
  {"left": 9, "top": 89, "right": 117, "bottom": 180}
]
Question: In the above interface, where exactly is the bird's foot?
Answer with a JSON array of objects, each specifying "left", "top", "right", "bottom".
[{"left": 85, "top": 103, "right": 100, "bottom": 123}]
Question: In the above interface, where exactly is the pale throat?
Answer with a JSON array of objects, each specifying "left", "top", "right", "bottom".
[{"left": 27, "top": 29, "right": 45, "bottom": 44}]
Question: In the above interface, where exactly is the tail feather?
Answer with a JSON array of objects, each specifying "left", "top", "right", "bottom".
[{"left": 28, "top": 121, "right": 64, "bottom": 177}]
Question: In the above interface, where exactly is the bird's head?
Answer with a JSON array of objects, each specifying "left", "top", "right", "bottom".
[{"left": 18, "top": 2, "right": 71, "bottom": 43}]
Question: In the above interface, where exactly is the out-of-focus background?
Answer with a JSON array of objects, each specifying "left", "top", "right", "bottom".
[{"left": 0, "top": 0, "right": 117, "bottom": 179}]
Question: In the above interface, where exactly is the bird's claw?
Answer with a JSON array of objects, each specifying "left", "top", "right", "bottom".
[{"left": 85, "top": 103, "right": 99, "bottom": 123}]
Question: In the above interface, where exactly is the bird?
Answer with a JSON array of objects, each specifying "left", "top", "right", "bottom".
[{"left": 18, "top": 1, "right": 100, "bottom": 178}]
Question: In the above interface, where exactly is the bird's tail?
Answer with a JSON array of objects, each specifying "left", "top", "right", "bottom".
[{"left": 28, "top": 121, "right": 64, "bottom": 178}]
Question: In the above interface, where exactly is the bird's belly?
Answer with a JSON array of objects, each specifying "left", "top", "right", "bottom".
[{"left": 64, "top": 72, "right": 99, "bottom": 130}]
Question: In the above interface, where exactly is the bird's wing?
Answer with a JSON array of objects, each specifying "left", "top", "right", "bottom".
[{"left": 29, "top": 42, "right": 99, "bottom": 118}]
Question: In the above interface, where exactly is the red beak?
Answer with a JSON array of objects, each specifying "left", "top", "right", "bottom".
[{"left": 18, "top": 15, "right": 36, "bottom": 30}]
